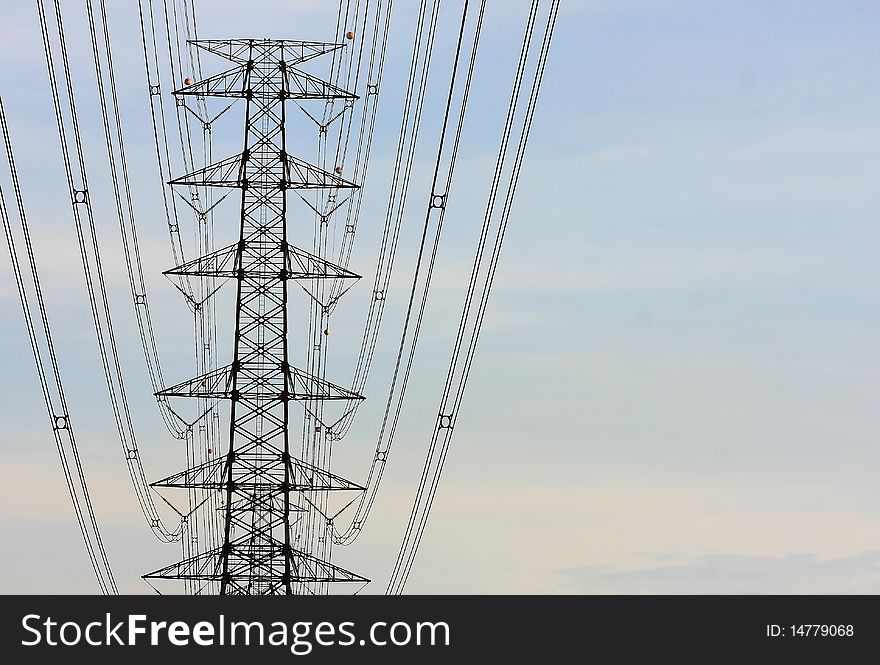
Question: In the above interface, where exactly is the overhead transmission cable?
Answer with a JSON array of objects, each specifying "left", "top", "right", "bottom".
[
  {"left": 336, "top": 0, "right": 484, "bottom": 545},
  {"left": 299, "top": 0, "right": 430, "bottom": 568},
  {"left": 0, "top": 96, "right": 117, "bottom": 595},
  {"left": 96, "top": 0, "right": 220, "bottom": 591},
  {"left": 137, "top": 0, "right": 224, "bottom": 592},
  {"left": 386, "top": 0, "right": 560, "bottom": 594},
  {"left": 296, "top": 0, "right": 366, "bottom": 575},
  {"left": 298, "top": 0, "right": 389, "bottom": 591},
  {"left": 84, "top": 0, "right": 188, "bottom": 441},
  {"left": 332, "top": 0, "right": 441, "bottom": 442},
  {"left": 36, "top": 0, "right": 181, "bottom": 543},
  {"left": 326, "top": 0, "right": 394, "bottom": 295},
  {"left": 180, "top": 0, "right": 224, "bottom": 596},
  {"left": 136, "top": 0, "right": 196, "bottom": 307},
  {"left": 325, "top": 0, "right": 394, "bottom": 309}
]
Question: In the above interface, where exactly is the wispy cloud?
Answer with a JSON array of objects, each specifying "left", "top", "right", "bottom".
[{"left": 557, "top": 551, "right": 880, "bottom": 594}]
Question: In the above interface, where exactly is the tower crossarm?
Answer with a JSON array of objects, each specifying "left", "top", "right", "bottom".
[
  {"left": 189, "top": 39, "right": 346, "bottom": 66},
  {"left": 164, "top": 241, "right": 360, "bottom": 280}
]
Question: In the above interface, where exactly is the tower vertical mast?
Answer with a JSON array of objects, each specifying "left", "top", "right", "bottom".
[{"left": 144, "top": 38, "right": 367, "bottom": 595}]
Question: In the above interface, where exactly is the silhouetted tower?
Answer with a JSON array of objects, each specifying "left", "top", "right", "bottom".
[{"left": 143, "top": 39, "right": 367, "bottom": 594}]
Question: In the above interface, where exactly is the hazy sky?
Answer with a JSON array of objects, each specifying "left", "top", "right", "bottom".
[{"left": 2, "top": 0, "right": 880, "bottom": 594}]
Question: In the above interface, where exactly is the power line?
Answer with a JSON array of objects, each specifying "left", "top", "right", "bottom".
[
  {"left": 36, "top": 0, "right": 182, "bottom": 543},
  {"left": 335, "top": 0, "right": 483, "bottom": 546},
  {"left": 0, "top": 95, "right": 117, "bottom": 594},
  {"left": 297, "top": 0, "right": 394, "bottom": 593},
  {"left": 136, "top": 0, "right": 196, "bottom": 305},
  {"left": 332, "top": 0, "right": 441, "bottom": 442},
  {"left": 136, "top": 0, "right": 225, "bottom": 591},
  {"left": 85, "top": 0, "right": 189, "bottom": 441},
  {"left": 295, "top": 0, "right": 373, "bottom": 580},
  {"left": 386, "top": 0, "right": 561, "bottom": 594}
]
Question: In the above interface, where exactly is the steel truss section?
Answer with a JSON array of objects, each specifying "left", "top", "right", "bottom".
[{"left": 144, "top": 39, "right": 366, "bottom": 595}]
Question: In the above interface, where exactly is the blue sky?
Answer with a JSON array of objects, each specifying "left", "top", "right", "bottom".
[{"left": 1, "top": 0, "right": 880, "bottom": 593}]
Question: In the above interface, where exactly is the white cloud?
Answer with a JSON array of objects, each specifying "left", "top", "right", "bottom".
[{"left": 558, "top": 551, "right": 880, "bottom": 594}]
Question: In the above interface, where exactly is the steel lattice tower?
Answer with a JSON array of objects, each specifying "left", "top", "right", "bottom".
[{"left": 143, "top": 39, "right": 367, "bottom": 595}]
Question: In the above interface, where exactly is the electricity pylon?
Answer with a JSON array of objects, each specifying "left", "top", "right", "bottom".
[{"left": 143, "top": 39, "right": 367, "bottom": 595}]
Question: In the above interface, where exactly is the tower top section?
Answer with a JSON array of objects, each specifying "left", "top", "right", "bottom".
[
  {"left": 175, "top": 39, "right": 356, "bottom": 101},
  {"left": 190, "top": 39, "right": 345, "bottom": 65}
]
